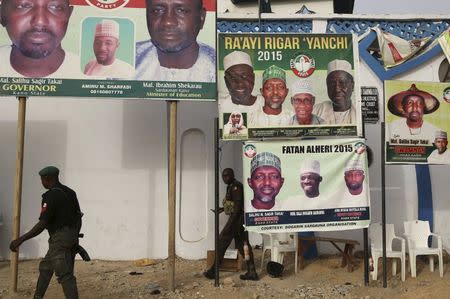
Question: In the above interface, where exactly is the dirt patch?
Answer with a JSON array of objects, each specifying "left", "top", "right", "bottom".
[{"left": 0, "top": 250, "right": 449, "bottom": 298}]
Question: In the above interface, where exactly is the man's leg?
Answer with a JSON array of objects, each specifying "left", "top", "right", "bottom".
[
  {"left": 33, "top": 257, "right": 54, "bottom": 299},
  {"left": 53, "top": 250, "right": 79, "bottom": 299},
  {"left": 236, "top": 225, "right": 258, "bottom": 280},
  {"left": 203, "top": 218, "right": 235, "bottom": 279}
]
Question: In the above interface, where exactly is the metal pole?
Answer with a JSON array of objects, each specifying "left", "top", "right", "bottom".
[
  {"left": 214, "top": 118, "right": 220, "bottom": 286},
  {"left": 381, "top": 121, "right": 387, "bottom": 288},
  {"left": 167, "top": 101, "right": 177, "bottom": 291},
  {"left": 10, "top": 96, "right": 27, "bottom": 293},
  {"left": 363, "top": 228, "right": 369, "bottom": 285}
]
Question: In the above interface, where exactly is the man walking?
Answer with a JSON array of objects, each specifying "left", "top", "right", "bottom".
[
  {"left": 10, "top": 166, "right": 83, "bottom": 299},
  {"left": 203, "top": 168, "right": 258, "bottom": 281}
]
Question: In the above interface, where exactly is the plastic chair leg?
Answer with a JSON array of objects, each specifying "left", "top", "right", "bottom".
[
  {"left": 401, "top": 256, "right": 406, "bottom": 281},
  {"left": 429, "top": 256, "right": 434, "bottom": 272},
  {"left": 439, "top": 253, "right": 444, "bottom": 277},
  {"left": 392, "top": 259, "right": 397, "bottom": 276},
  {"left": 411, "top": 254, "right": 417, "bottom": 278}
]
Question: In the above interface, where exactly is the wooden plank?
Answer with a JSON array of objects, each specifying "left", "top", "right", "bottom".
[{"left": 10, "top": 97, "right": 26, "bottom": 293}]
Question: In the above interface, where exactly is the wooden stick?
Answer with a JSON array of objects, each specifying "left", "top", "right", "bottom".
[
  {"left": 10, "top": 96, "right": 27, "bottom": 293},
  {"left": 167, "top": 101, "right": 177, "bottom": 291}
]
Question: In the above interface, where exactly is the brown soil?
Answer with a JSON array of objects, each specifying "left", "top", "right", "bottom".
[{"left": 0, "top": 250, "right": 449, "bottom": 299}]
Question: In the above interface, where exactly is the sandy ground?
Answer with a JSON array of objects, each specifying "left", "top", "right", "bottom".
[{"left": 1, "top": 249, "right": 449, "bottom": 299}]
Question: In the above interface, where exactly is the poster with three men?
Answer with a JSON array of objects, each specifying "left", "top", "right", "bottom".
[
  {"left": 218, "top": 32, "right": 362, "bottom": 139},
  {"left": 242, "top": 138, "right": 371, "bottom": 233},
  {"left": 0, "top": 0, "right": 216, "bottom": 99}
]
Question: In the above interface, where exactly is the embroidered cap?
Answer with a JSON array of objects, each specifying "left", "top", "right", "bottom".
[
  {"left": 345, "top": 159, "right": 364, "bottom": 172},
  {"left": 223, "top": 51, "right": 253, "bottom": 71},
  {"left": 435, "top": 130, "right": 447, "bottom": 139},
  {"left": 95, "top": 19, "right": 119, "bottom": 39},
  {"left": 262, "top": 65, "right": 286, "bottom": 84},
  {"left": 291, "top": 79, "right": 315, "bottom": 97},
  {"left": 327, "top": 59, "right": 352, "bottom": 76},
  {"left": 300, "top": 159, "right": 320, "bottom": 175},
  {"left": 250, "top": 152, "right": 281, "bottom": 174}
]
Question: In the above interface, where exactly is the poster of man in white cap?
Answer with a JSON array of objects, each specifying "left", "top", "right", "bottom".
[
  {"left": 0, "top": 0, "right": 216, "bottom": 100},
  {"left": 218, "top": 33, "right": 362, "bottom": 140},
  {"left": 385, "top": 80, "right": 450, "bottom": 164},
  {"left": 83, "top": 18, "right": 134, "bottom": 79},
  {"left": 242, "top": 138, "right": 371, "bottom": 233}
]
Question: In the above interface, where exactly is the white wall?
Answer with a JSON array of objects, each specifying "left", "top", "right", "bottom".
[{"left": 1, "top": 15, "right": 449, "bottom": 260}]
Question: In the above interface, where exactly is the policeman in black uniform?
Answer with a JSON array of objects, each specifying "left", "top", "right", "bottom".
[
  {"left": 10, "top": 166, "right": 83, "bottom": 299},
  {"left": 203, "top": 168, "right": 258, "bottom": 280}
]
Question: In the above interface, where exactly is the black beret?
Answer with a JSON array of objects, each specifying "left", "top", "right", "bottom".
[{"left": 38, "top": 166, "right": 60, "bottom": 177}]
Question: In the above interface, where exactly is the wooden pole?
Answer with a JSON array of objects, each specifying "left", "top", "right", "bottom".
[
  {"left": 10, "top": 96, "right": 27, "bottom": 292},
  {"left": 167, "top": 101, "right": 177, "bottom": 291}
]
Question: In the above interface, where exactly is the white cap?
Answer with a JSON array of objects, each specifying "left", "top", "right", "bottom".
[
  {"left": 291, "top": 79, "right": 315, "bottom": 97},
  {"left": 300, "top": 160, "right": 320, "bottom": 175},
  {"left": 435, "top": 130, "right": 447, "bottom": 139},
  {"left": 327, "top": 59, "right": 352, "bottom": 75},
  {"left": 345, "top": 159, "right": 364, "bottom": 172},
  {"left": 95, "top": 19, "right": 119, "bottom": 39},
  {"left": 224, "top": 51, "right": 252, "bottom": 71}
]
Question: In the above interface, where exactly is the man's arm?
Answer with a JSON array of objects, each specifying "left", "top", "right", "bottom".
[{"left": 10, "top": 220, "right": 47, "bottom": 252}]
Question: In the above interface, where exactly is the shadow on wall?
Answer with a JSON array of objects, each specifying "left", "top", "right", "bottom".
[{"left": 0, "top": 120, "right": 67, "bottom": 259}]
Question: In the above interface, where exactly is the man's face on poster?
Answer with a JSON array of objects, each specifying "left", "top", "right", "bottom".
[
  {"left": 1, "top": 0, "right": 73, "bottom": 59},
  {"left": 261, "top": 78, "right": 289, "bottom": 110},
  {"left": 326, "top": 71, "right": 354, "bottom": 108},
  {"left": 225, "top": 64, "right": 255, "bottom": 103},
  {"left": 402, "top": 94, "right": 425, "bottom": 123},
  {"left": 248, "top": 166, "right": 284, "bottom": 204},
  {"left": 344, "top": 169, "right": 365, "bottom": 194},
  {"left": 291, "top": 93, "right": 314, "bottom": 122},
  {"left": 145, "top": 0, "right": 205, "bottom": 53},
  {"left": 435, "top": 138, "right": 448, "bottom": 154},
  {"left": 300, "top": 172, "right": 321, "bottom": 198},
  {"left": 93, "top": 36, "right": 119, "bottom": 65}
]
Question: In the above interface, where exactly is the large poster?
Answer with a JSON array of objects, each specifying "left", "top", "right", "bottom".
[
  {"left": 218, "top": 33, "right": 362, "bottom": 140},
  {"left": 242, "top": 138, "right": 370, "bottom": 233},
  {"left": 0, "top": 0, "right": 216, "bottom": 100},
  {"left": 385, "top": 80, "right": 450, "bottom": 164}
]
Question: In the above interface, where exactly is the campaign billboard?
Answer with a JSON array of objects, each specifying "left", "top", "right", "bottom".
[
  {"left": 242, "top": 138, "right": 370, "bottom": 233},
  {"left": 385, "top": 80, "right": 450, "bottom": 164},
  {"left": 218, "top": 32, "right": 362, "bottom": 140},
  {"left": 0, "top": 0, "right": 216, "bottom": 100}
]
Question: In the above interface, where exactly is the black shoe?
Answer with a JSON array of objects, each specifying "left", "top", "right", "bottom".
[
  {"left": 203, "top": 268, "right": 215, "bottom": 279},
  {"left": 76, "top": 245, "right": 91, "bottom": 261},
  {"left": 239, "top": 271, "right": 259, "bottom": 281}
]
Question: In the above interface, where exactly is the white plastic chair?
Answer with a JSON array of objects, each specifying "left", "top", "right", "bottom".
[
  {"left": 403, "top": 220, "right": 443, "bottom": 278},
  {"left": 369, "top": 223, "right": 406, "bottom": 281},
  {"left": 260, "top": 233, "right": 298, "bottom": 273}
]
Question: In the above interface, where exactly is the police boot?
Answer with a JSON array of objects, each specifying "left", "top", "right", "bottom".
[
  {"left": 240, "top": 261, "right": 258, "bottom": 281},
  {"left": 203, "top": 266, "right": 215, "bottom": 279}
]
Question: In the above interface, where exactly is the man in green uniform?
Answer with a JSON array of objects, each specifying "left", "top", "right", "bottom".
[
  {"left": 203, "top": 168, "right": 258, "bottom": 281},
  {"left": 10, "top": 166, "right": 82, "bottom": 299}
]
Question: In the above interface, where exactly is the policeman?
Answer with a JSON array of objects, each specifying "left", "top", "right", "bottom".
[
  {"left": 203, "top": 168, "right": 258, "bottom": 280},
  {"left": 10, "top": 166, "right": 82, "bottom": 299}
]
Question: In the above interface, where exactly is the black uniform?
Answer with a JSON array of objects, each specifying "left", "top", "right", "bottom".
[
  {"left": 35, "top": 182, "right": 80, "bottom": 299},
  {"left": 205, "top": 178, "right": 258, "bottom": 280}
]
